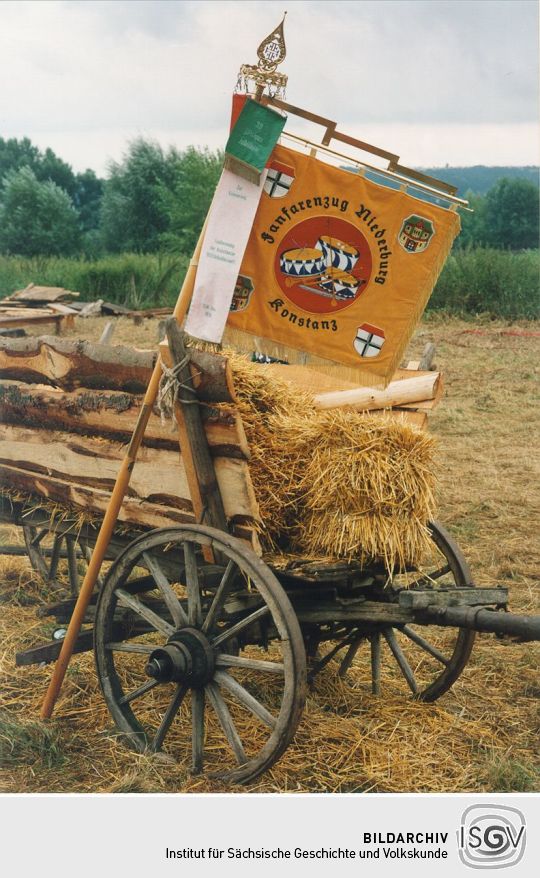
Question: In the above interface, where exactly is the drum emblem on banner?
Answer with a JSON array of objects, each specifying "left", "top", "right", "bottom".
[
  {"left": 398, "top": 215, "right": 435, "bottom": 253},
  {"left": 275, "top": 216, "right": 372, "bottom": 314}
]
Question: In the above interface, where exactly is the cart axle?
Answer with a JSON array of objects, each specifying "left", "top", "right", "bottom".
[{"left": 145, "top": 628, "right": 215, "bottom": 686}]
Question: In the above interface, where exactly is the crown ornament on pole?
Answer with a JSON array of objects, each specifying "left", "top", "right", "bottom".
[{"left": 236, "top": 13, "right": 288, "bottom": 100}]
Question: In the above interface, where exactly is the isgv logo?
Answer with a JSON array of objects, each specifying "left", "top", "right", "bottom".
[{"left": 458, "top": 804, "right": 526, "bottom": 869}]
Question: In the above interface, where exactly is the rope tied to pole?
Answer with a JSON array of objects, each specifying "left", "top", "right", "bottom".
[{"left": 156, "top": 354, "right": 199, "bottom": 428}]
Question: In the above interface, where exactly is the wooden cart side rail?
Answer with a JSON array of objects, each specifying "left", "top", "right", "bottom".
[
  {"left": 0, "top": 426, "right": 259, "bottom": 524},
  {"left": 0, "top": 380, "right": 250, "bottom": 459}
]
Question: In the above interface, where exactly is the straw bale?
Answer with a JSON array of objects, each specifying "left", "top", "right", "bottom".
[{"left": 227, "top": 356, "right": 437, "bottom": 570}]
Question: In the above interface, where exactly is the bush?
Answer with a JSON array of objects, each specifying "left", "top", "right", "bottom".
[
  {"left": 429, "top": 248, "right": 540, "bottom": 319},
  {"left": 0, "top": 247, "right": 537, "bottom": 317}
]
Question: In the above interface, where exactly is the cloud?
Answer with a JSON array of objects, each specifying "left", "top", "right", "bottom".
[{"left": 0, "top": 0, "right": 537, "bottom": 172}]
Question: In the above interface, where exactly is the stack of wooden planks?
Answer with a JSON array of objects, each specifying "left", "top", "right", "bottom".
[
  {"left": 0, "top": 335, "right": 260, "bottom": 544},
  {"left": 0, "top": 284, "right": 80, "bottom": 334},
  {"left": 0, "top": 334, "right": 442, "bottom": 548}
]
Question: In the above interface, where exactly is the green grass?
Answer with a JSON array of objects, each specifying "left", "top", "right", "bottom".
[
  {"left": 429, "top": 248, "right": 539, "bottom": 319},
  {"left": 483, "top": 755, "right": 538, "bottom": 792},
  {"left": 0, "top": 247, "right": 537, "bottom": 317},
  {"left": 0, "top": 712, "right": 64, "bottom": 769},
  {"left": 0, "top": 252, "right": 188, "bottom": 309}
]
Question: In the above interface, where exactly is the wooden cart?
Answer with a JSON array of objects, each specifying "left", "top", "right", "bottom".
[{"left": 2, "top": 326, "right": 539, "bottom": 785}]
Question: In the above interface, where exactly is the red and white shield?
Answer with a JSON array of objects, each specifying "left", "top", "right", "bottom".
[
  {"left": 354, "top": 323, "right": 385, "bottom": 358},
  {"left": 264, "top": 160, "right": 295, "bottom": 197}
]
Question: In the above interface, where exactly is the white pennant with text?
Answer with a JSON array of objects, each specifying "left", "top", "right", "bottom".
[{"left": 185, "top": 168, "right": 267, "bottom": 342}]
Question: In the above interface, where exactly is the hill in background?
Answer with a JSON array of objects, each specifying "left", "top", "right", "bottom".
[{"left": 419, "top": 166, "right": 539, "bottom": 196}]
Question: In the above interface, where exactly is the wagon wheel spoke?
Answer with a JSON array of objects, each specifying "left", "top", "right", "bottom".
[
  {"left": 202, "top": 560, "right": 237, "bottom": 634},
  {"left": 30, "top": 528, "right": 48, "bottom": 548},
  {"left": 105, "top": 642, "right": 156, "bottom": 655},
  {"left": 48, "top": 534, "right": 64, "bottom": 582},
  {"left": 370, "top": 632, "right": 381, "bottom": 694},
  {"left": 151, "top": 684, "right": 189, "bottom": 752},
  {"left": 184, "top": 542, "right": 202, "bottom": 626},
  {"left": 115, "top": 588, "right": 174, "bottom": 637},
  {"left": 383, "top": 627, "right": 418, "bottom": 694},
  {"left": 400, "top": 624, "right": 449, "bottom": 666},
  {"left": 215, "top": 654, "right": 285, "bottom": 674},
  {"left": 65, "top": 535, "right": 79, "bottom": 596},
  {"left": 119, "top": 678, "right": 159, "bottom": 705},
  {"left": 215, "top": 670, "right": 276, "bottom": 729},
  {"left": 192, "top": 689, "right": 205, "bottom": 774},
  {"left": 206, "top": 681, "right": 247, "bottom": 765},
  {"left": 80, "top": 541, "right": 103, "bottom": 588},
  {"left": 142, "top": 552, "right": 188, "bottom": 628},
  {"left": 308, "top": 634, "right": 354, "bottom": 681},
  {"left": 338, "top": 637, "right": 364, "bottom": 678},
  {"left": 211, "top": 605, "right": 270, "bottom": 648}
]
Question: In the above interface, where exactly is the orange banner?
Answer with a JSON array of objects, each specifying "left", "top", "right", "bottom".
[{"left": 226, "top": 144, "right": 460, "bottom": 384}]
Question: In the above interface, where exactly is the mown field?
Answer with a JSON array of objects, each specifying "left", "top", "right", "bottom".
[{"left": 0, "top": 314, "right": 538, "bottom": 794}]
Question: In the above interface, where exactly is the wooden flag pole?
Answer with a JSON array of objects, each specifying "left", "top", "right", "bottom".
[{"left": 40, "top": 222, "right": 207, "bottom": 720}]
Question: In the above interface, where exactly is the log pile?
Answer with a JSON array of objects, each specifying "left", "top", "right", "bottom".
[
  {"left": 0, "top": 334, "right": 441, "bottom": 567},
  {"left": 0, "top": 335, "right": 259, "bottom": 543}
]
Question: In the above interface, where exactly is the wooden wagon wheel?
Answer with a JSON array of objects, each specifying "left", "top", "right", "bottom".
[
  {"left": 309, "top": 521, "right": 476, "bottom": 702},
  {"left": 23, "top": 525, "right": 90, "bottom": 595},
  {"left": 94, "top": 525, "right": 307, "bottom": 784}
]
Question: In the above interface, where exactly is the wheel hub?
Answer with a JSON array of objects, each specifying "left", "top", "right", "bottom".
[{"left": 145, "top": 628, "right": 215, "bottom": 687}]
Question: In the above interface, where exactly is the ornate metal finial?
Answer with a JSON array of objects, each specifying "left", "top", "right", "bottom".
[{"left": 236, "top": 13, "right": 288, "bottom": 100}]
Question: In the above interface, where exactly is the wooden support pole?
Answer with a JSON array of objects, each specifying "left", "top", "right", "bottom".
[
  {"left": 165, "top": 319, "right": 228, "bottom": 533},
  {"left": 39, "top": 221, "right": 207, "bottom": 719}
]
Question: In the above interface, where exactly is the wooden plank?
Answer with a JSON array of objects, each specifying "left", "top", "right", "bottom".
[
  {"left": 0, "top": 380, "right": 250, "bottom": 459},
  {"left": 0, "top": 425, "right": 260, "bottom": 523},
  {"left": 0, "top": 464, "right": 256, "bottom": 542},
  {"left": 6, "top": 284, "right": 80, "bottom": 304},
  {"left": 295, "top": 602, "right": 412, "bottom": 625},
  {"left": 16, "top": 629, "right": 95, "bottom": 666},
  {"left": 398, "top": 586, "right": 508, "bottom": 610},
  {"left": 0, "top": 313, "right": 63, "bottom": 332}
]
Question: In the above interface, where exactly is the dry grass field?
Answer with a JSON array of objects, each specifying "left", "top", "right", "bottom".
[{"left": 0, "top": 314, "right": 538, "bottom": 794}]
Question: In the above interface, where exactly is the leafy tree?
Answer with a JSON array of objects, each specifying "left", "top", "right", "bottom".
[
  {"left": 0, "top": 166, "right": 80, "bottom": 256},
  {"left": 100, "top": 138, "right": 179, "bottom": 253},
  {"left": 482, "top": 178, "right": 539, "bottom": 250},
  {"left": 0, "top": 137, "right": 77, "bottom": 197},
  {"left": 454, "top": 191, "right": 487, "bottom": 249},
  {"left": 160, "top": 146, "right": 223, "bottom": 255},
  {"left": 73, "top": 169, "right": 104, "bottom": 233}
]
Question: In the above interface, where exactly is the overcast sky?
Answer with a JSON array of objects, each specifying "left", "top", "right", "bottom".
[{"left": 1, "top": 0, "right": 538, "bottom": 175}]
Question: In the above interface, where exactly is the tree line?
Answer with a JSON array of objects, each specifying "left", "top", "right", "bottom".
[
  {"left": 0, "top": 137, "right": 222, "bottom": 259},
  {"left": 0, "top": 136, "right": 537, "bottom": 259}
]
